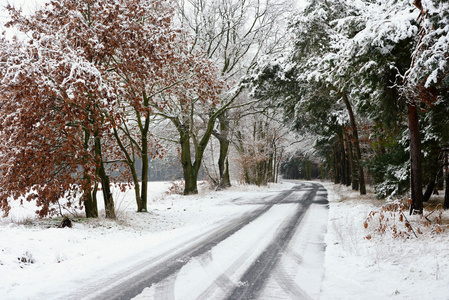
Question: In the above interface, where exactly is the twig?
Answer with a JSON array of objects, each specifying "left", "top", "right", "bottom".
[
  {"left": 424, "top": 203, "right": 443, "bottom": 223},
  {"left": 401, "top": 211, "right": 418, "bottom": 238}
]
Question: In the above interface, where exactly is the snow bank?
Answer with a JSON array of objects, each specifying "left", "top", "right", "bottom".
[{"left": 321, "top": 182, "right": 449, "bottom": 300}]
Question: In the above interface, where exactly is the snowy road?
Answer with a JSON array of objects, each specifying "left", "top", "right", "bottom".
[{"left": 74, "top": 182, "right": 328, "bottom": 300}]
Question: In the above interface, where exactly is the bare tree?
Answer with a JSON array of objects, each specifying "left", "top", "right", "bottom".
[{"left": 176, "top": 0, "right": 294, "bottom": 188}]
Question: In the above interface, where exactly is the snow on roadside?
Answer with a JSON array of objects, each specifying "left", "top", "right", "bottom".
[
  {"left": 2, "top": 180, "right": 448, "bottom": 300},
  {"left": 0, "top": 181, "right": 295, "bottom": 300},
  {"left": 321, "top": 182, "right": 449, "bottom": 300}
]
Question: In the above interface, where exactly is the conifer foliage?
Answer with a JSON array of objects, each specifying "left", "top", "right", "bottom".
[{"left": 249, "top": 0, "right": 449, "bottom": 209}]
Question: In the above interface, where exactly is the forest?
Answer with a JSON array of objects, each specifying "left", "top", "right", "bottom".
[{"left": 0, "top": 0, "right": 448, "bottom": 218}]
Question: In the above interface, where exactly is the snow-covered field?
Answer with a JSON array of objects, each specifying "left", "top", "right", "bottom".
[{"left": 1, "top": 180, "right": 448, "bottom": 299}]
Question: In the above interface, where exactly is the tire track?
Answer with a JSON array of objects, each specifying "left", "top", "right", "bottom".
[
  {"left": 272, "top": 262, "right": 314, "bottom": 300},
  {"left": 226, "top": 183, "right": 320, "bottom": 300},
  {"left": 153, "top": 270, "right": 179, "bottom": 300},
  {"left": 194, "top": 213, "right": 293, "bottom": 300},
  {"left": 73, "top": 189, "right": 297, "bottom": 300}
]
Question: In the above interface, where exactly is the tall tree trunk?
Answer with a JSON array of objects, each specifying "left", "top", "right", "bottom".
[
  {"left": 172, "top": 99, "right": 222, "bottom": 195},
  {"left": 92, "top": 182, "right": 98, "bottom": 215},
  {"left": 423, "top": 150, "right": 440, "bottom": 202},
  {"left": 423, "top": 178, "right": 436, "bottom": 202},
  {"left": 94, "top": 131, "right": 115, "bottom": 219},
  {"left": 274, "top": 147, "right": 281, "bottom": 183},
  {"left": 216, "top": 114, "right": 231, "bottom": 188},
  {"left": 444, "top": 169, "right": 449, "bottom": 210},
  {"left": 140, "top": 151, "right": 149, "bottom": 211},
  {"left": 138, "top": 94, "right": 151, "bottom": 212},
  {"left": 82, "top": 130, "right": 98, "bottom": 218},
  {"left": 346, "top": 132, "right": 358, "bottom": 190},
  {"left": 339, "top": 134, "right": 350, "bottom": 186},
  {"left": 334, "top": 144, "right": 341, "bottom": 184},
  {"left": 180, "top": 130, "right": 198, "bottom": 195},
  {"left": 407, "top": 103, "right": 423, "bottom": 214},
  {"left": 139, "top": 112, "right": 150, "bottom": 212},
  {"left": 342, "top": 132, "right": 354, "bottom": 186},
  {"left": 444, "top": 153, "right": 449, "bottom": 210},
  {"left": 341, "top": 92, "right": 366, "bottom": 194}
]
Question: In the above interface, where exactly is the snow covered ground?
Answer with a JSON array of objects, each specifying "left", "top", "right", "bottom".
[
  {"left": 0, "top": 180, "right": 448, "bottom": 299},
  {"left": 321, "top": 182, "right": 449, "bottom": 300}
]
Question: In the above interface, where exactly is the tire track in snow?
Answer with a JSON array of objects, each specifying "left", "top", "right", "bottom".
[
  {"left": 72, "top": 189, "right": 296, "bottom": 300},
  {"left": 196, "top": 251, "right": 236, "bottom": 298},
  {"left": 263, "top": 184, "right": 329, "bottom": 300},
  {"left": 153, "top": 270, "right": 179, "bottom": 300},
  {"left": 194, "top": 223, "right": 278, "bottom": 300},
  {"left": 226, "top": 183, "right": 320, "bottom": 300},
  {"left": 272, "top": 261, "right": 314, "bottom": 300}
]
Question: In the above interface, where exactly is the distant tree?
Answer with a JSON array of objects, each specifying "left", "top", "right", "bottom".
[
  {"left": 233, "top": 104, "right": 289, "bottom": 185},
  {"left": 281, "top": 154, "right": 320, "bottom": 180}
]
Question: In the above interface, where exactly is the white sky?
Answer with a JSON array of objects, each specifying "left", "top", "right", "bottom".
[
  {"left": 1, "top": 0, "right": 309, "bottom": 24},
  {"left": 1, "top": 0, "right": 309, "bottom": 39}
]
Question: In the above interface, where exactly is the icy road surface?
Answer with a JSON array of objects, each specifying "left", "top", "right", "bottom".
[{"left": 74, "top": 182, "right": 328, "bottom": 300}]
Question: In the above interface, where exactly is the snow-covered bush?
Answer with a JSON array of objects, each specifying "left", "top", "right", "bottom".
[{"left": 364, "top": 200, "right": 448, "bottom": 240}]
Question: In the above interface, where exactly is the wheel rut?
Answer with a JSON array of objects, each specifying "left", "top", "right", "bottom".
[
  {"left": 225, "top": 184, "right": 319, "bottom": 300},
  {"left": 72, "top": 182, "right": 326, "bottom": 300},
  {"left": 74, "top": 188, "right": 298, "bottom": 300}
]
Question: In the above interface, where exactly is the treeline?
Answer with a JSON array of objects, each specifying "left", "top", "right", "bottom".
[
  {"left": 281, "top": 155, "right": 321, "bottom": 180},
  {"left": 0, "top": 0, "right": 295, "bottom": 218},
  {"left": 249, "top": 0, "right": 449, "bottom": 212}
]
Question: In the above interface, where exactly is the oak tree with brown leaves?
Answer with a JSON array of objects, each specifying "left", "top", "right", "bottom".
[
  {"left": 0, "top": 33, "right": 113, "bottom": 217},
  {"left": 0, "top": 0, "right": 223, "bottom": 215}
]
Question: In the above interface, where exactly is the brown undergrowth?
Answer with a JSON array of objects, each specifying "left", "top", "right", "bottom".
[{"left": 364, "top": 199, "right": 448, "bottom": 239}]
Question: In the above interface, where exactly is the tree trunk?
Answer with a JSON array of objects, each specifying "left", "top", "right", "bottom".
[
  {"left": 139, "top": 117, "right": 150, "bottom": 212},
  {"left": 112, "top": 126, "right": 142, "bottom": 212},
  {"left": 423, "top": 178, "right": 436, "bottom": 202},
  {"left": 140, "top": 152, "right": 149, "bottom": 211},
  {"left": 92, "top": 182, "right": 98, "bottom": 215},
  {"left": 83, "top": 180, "right": 98, "bottom": 218},
  {"left": 444, "top": 153, "right": 449, "bottom": 210},
  {"left": 84, "top": 190, "right": 97, "bottom": 218},
  {"left": 216, "top": 114, "right": 231, "bottom": 188},
  {"left": 345, "top": 131, "right": 358, "bottom": 190},
  {"left": 407, "top": 103, "right": 423, "bottom": 214},
  {"left": 340, "top": 133, "right": 349, "bottom": 186},
  {"left": 444, "top": 169, "right": 449, "bottom": 210},
  {"left": 341, "top": 133, "right": 348, "bottom": 185},
  {"left": 82, "top": 130, "right": 98, "bottom": 218},
  {"left": 180, "top": 130, "right": 198, "bottom": 195},
  {"left": 341, "top": 92, "right": 366, "bottom": 194},
  {"left": 138, "top": 95, "right": 151, "bottom": 212},
  {"left": 333, "top": 144, "right": 341, "bottom": 184},
  {"left": 423, "top": 152, "right": 440, "bottom": 202},
  {"left": 94, "top": 131, "right": 115, "bottom": 218}
]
